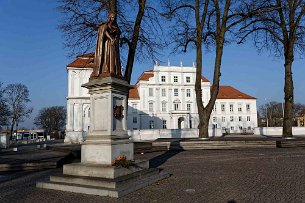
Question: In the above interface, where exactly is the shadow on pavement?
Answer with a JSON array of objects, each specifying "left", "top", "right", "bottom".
[{"left": 149, "top": 141, "right": 183, "bottom": 168}]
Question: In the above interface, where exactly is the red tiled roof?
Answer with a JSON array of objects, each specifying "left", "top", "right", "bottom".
[
  {"left": 67, "top": 53, "right": 95, "bottom": 69},
  {"left": 136, "top": 70, "right": 209, "bottom": 83},
  {"left": 137, "top": 72, "right": 154, "bottom": 83},
  {"left": 129, "top": 86, "right": 139, "bottom": 99},
  {"left": 78, "top": 52, "right": 94, "bottom": 58},
  {"left": 201, "top": 76, "right": 209, "bottom": 82},
  {"left": 216, "top": 86, "right": 256, "bottom": 99}
]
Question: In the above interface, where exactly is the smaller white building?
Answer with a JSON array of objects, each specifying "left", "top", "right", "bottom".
[
  {"left": 65, "top": 54, "right": 94, "bottom": 143},
  {"left": 65, "top": 54, "right": 257, "bottom": 143}
]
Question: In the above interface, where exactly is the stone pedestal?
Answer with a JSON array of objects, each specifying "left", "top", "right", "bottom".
[
  {"left": 37, "top": 77, "right": 169, "bottom": 197},
  {"left": 80, "top": 77, "right": 134, "bottom": 165}
]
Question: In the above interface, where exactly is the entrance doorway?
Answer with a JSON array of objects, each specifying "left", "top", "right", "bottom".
[{"left": 178, "top": 117, "right": 185, "bottom": 129}]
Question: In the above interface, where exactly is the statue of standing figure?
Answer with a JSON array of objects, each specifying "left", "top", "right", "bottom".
[{"left": 91, "top": 12, "right": 122, "bottom": 78}]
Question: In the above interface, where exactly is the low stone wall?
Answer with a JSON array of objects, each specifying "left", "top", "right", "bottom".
[
  {"left": 0, "top": 133, "right": 9, "bottom": 149},
  {"left": 128, "top": 128, "right": 222, "bottom": 141},
  {"left": 254, "top": 127, "right": 305, "bottom": 136}
]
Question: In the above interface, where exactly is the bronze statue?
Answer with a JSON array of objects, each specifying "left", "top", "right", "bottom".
[{"left": 91, "top": 12, "right": 122, "bottom": 78}]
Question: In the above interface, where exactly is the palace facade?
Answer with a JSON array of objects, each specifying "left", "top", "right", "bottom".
[{"left": 65, "top": 54, "right": 257, "bottom": 143}]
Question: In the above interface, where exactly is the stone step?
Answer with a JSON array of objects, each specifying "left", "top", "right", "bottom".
[
  {"left": 50, "top": 168, "right": 159, "bottom": 189},
  {"left": 37, "top": 171, "right": 169, "bottom": 198},
  {"left": 153, "top": 140, "right": 276, "bottom": 150},
  {"left": 63, "top": 160, "right": 149, "bottom": 179},
  {"left": 276, "top": 140, "right": 305, "bottom": 148},
  {"left": 0, "top": 161, "right": 57, "bottom": 172}
]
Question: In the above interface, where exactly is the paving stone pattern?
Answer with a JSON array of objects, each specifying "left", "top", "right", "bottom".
[{"left": 1, "top": 148, "right": 305, "bottom": 202}]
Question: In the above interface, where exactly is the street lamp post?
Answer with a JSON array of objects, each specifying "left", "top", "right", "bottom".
[{"left": 265, "top": 98, "right": 268, "bottom": 136}]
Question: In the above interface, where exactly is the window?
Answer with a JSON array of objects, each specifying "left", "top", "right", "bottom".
[
  {"left": 132, "top": 103, "right": 137, "bottom": 112},
  {"left": 161, "top": 88, "right": 166, "bottom": 97},
  {"left": 149, "top": 120, "right": 154, "bottom": 129},
  {"left": 230, "top": 126, "right": 234, "bottom": 130},
  {"left": 213, "top": 117, "right": 217, "bottom": 122},
  {"left": 149, "top": 88, "right": 153, "bottom": 96},
  {"left": 247, "top": 116, "right": 251, "bottom": 121},
  {"left": 230, "top": 104, "right": 234, "bottom": 112},
  {"left": 230, "top": 116, "right": 234, "bottom": 122},
  {"left": 174, "top": 76, "right": 178, "bottom": 82},
  {"left": 133, "top": 117, "right": 137, "bottom": 123},
  {"left": 162, "top": 103, "right": 167, "bottom": 112},
  {"left": 246, "top": 104, "right": 250, "bottom": 111},
  {"left": 221, "top": 104, "right": 225, "bottom": 112},
  {"left": 174, "top": 88, "right": 179, "bottom": 96},
  {"left": 161, "top": 76, "right": 166, "bottom": 82},
  {"left": 238, "top": 104, "right": 242, "bottom": 112},
  {"left": 222, "top": 117, "right": 226, "bottom": 122},
  {"left": 186, "top": 76, "right": 190, "bottom": 83},
  {"left": 149, "top": 102, "right": 153, "bottom": 112},
  {"left": 213, "top": 104, "right": 217, "bottom": 112},
  {"left": 238, "top": 116, "right": 242, "bottom": 122},
  {"left": 187, "top": 103, "right": 191, "bottom": 111},
  {"left": 189, "top": 119, "right": 192, "bottom": 128},
  {"left": 174, "top": 103, "right": 179, "bottom": 110},
  {"left": 162, "top": 120, "right": 167, "bottom": 129},
  {"left": 186, "top": 89, "right": 191, "bottom": 97},
  {"left": 239, "top": 126, "right": 243, "bottom": 130}
]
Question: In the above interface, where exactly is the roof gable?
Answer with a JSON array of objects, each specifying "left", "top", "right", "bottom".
[
  {"left": 67, "top": 53, "right": 95, "bottom": 69},
  {"left": 129, "top": 86, "right": 140, "bottom": 100}
]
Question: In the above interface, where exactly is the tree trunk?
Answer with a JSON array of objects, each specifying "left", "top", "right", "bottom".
[
  {"left": 195, "top": 37, "right": 206, "bottom": 138},
  {"left": 124, "top": 0, "right": 146, "bottom": 84},
  {"left": 10, "top": 122, "right": 14, "bottom": 140},
  {"left": 282, "top": 57, "right": 294, "bottom": 137},
  {"left": 198, "top": 109, "right": 210, "bottom": 138},
  {"left": 10, "top": 118, "right": 15, "bottom": 140},
  {"left": 109, "top": 0, "right": 117, "bottom": 13},
  {"left": 199, "top": 36, "right": 224, "bottom": 138}
]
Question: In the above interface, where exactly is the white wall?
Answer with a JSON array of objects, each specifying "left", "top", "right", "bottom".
[
  {"left": 65, "top": 67, "right": 92, "bottom": 143},
  {"left": 254, "top": 127, "right": 305, "bottom": 136},
  {"left": 0, "top": 133, "right": 9, "bottom": 148},
  {"left": 128, "top": 128, "right": 222, "bottom": 141}
]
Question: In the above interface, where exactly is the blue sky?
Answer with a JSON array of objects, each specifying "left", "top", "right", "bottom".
[{"left": 0, "top": 0, "right": 304, "bottom": 129}]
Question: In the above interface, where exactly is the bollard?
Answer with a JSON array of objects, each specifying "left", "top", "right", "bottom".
[{"left": 13, "top": 147, "right": 18, "bottom": 152}]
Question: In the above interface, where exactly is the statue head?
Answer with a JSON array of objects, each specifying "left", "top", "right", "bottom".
[{"left": 107, "top": 12, "right": 116, "bottom": 23}]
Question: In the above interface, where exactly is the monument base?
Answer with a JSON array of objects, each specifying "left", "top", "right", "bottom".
[
  {"left": 37, "top": 76, "right": 169, "bottom": 197},
  {"left": 36, "top": 160, "right": 169, "bottom": 198}
]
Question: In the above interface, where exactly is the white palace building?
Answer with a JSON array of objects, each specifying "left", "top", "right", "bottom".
[{"left": 65, "top": 53, "right": 257, "bottom": 143}]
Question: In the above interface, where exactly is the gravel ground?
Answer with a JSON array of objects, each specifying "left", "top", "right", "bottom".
[{"left": 1, "top": 148, "right": 305, "bottom": 203}]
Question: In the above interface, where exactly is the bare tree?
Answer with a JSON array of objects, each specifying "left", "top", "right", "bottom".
[
  {"left": 58, "top": 0, "right": 163, "bottom": 83},
  {"left": 258, "top": 101, "right": 284, "bottom": 127},
  {"left": 238, "top": 0, "right": 305, "bottom": 137},
  {"left": 163, "top": 0, "right": 263, "bottom": 137},
  {"left": 5, "top": 84, "right": 33, "bottom": 139},
  {"left": 294, "top": 102, "right": 305, "bottom": 125},
  {"left": 0, "top": 82, "right": 9, "bottom": 127},
  {"left": 34, "top": 106, "right": 66, "bottom": 134}
]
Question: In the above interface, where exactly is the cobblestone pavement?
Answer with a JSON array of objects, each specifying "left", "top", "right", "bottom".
[{"left": 1, "top": 148, "right": 305, "bottom": 203}]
